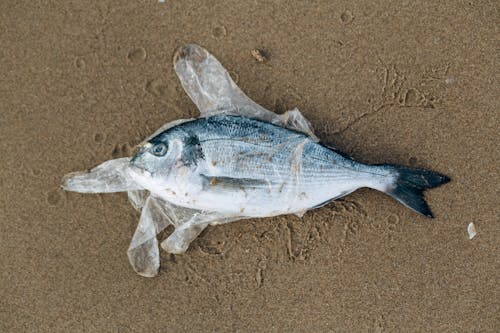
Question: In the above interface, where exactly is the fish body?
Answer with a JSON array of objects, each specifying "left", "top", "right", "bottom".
[{"left": 130, "top": 115, "right": 393, "bottom": 218}]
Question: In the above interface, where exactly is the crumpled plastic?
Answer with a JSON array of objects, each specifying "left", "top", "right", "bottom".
[
  {"left": 467, "top": 222, "right": 477, "bottom": 240},
  {"left": 62, "top": 44, "right": 318, "bottom": 277}
]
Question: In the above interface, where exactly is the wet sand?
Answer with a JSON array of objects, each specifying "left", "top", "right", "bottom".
[{"left": 1, "top": 1, "right": 498, "bottom": 332}]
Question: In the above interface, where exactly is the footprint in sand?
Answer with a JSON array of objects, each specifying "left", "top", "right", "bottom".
[{"left": 127, "top": 47, "right": 147, "bottom": 63}]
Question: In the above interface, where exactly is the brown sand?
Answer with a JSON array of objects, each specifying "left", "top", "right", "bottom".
[{"left": 1, "top": 1, "right": 498, "bottom": 332}]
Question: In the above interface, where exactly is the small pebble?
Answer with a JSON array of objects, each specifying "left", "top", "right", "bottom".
[{"left": 251, "top": 49, "right": 268, "bottom": 63}]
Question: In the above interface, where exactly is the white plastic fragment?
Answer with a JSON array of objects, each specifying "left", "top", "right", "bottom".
[
  {"left": 467, "top": 223, "right": 477, "bottom": 239},
  {"left": 62, "top": 158, "right": 141, "bottom": 193},
  {"left": 127, "top": 190, "right": 149, "bottom": 210},
  {"left": 173, "top": 44, "right": 319, "bottom": 140}
]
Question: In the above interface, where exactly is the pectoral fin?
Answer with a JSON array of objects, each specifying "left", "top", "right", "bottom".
[{"left": 200, "top": 174, "right": 269, "bottom": 191}]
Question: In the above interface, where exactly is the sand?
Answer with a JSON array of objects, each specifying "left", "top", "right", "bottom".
[{"left": 1, "top": 1, "right": 498, "bottom": 332}]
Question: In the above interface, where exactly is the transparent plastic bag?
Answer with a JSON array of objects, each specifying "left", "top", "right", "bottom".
[{"left": 63, "top": 44, "right": 318, "bottom": 277}]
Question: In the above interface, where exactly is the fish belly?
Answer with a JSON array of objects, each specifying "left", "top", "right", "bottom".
[{"left": 163, "top": 151, "right": 375, "bottom": 217}]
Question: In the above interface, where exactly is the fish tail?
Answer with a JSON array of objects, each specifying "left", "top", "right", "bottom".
[{"left": 378, "top": 164, "right": 450, "bottom": 218}]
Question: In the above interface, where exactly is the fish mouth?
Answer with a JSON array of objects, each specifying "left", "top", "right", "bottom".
[
  {"left": 130, "top": 143, "right": 152, "bottom": 170},
  {"left": 129, "top": 154, "right": 141, "bottom": 166},
  {"left": 128, "top": 161, "right": 152, "bottom": 178}
]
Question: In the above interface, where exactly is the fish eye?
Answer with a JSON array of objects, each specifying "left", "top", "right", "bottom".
[{"left": 151, "top": 143, "right": 168, "bottom": 156}]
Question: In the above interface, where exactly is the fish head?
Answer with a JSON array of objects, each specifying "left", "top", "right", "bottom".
[
  {"left": 130, "top": 126, "right": 204, "bottom": 194},
  {"left": 130, "top": 131, "right": 184, "bottom": 179}
]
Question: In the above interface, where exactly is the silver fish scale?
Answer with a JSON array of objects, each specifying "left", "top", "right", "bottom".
[{"left": 176, "top": 115, "right": 364, "bottom": 188}]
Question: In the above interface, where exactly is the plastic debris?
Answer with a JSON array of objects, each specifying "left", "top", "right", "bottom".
[{"left": 467, "top": 222, "right": 477, "bottom": 239}]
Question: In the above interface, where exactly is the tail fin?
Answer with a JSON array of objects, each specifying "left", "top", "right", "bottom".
[{"left": 382, "top": 164, "right": 450, "bottom": 218}]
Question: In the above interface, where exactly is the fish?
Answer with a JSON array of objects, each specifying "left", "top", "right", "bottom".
[{"left": 62, "top": 44, "right": 450, "bottom": 277}]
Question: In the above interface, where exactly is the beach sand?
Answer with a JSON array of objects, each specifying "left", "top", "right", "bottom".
[{"left": 1, "top": 1, "right": 498, "bottom": 331}]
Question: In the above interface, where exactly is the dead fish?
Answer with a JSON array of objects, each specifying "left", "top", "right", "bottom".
[{"left": 62, "top": 44, "right": 450, "bottom": 277}]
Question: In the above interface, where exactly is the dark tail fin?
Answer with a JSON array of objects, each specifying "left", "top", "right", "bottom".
[{"left": 382, "top": 165, "right": 450, "bottom": 218}]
